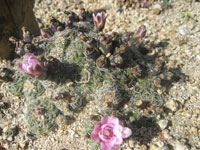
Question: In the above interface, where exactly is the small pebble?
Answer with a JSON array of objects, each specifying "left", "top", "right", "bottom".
[
  {"left": 116, "top": 8, "right": 123, "bottom": 13},
  {"left": 174, "top": 141, "right": 189, "bottom": 150},
  {"left": 128, "top": 140, "right": 134, "bottom": 148},
  {"left": 161, "top": 145, "right": 170, "bottom": 150},
  {"left": 190, "top": 126, "right": 198, "bottom": 135},
  {"left": 149, "top": 144, "right": 160, "bottom": 150},
  {"left": 165, "top": 100, "right": 178, "bottom": 112},
  {"left": 178, "top": 25, "right": 190, "bottom": 36},
  {"left": 152, "top": 4, "right": 162, "bottom": 15},
  {"left": 158, "top": 119, "right": 168, "bottom": 130}
]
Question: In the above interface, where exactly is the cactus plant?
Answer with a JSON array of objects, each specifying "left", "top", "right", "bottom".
[
  {"left": 6, "top": 9, "right": 166, "bottom": 137},
  {"left": 25, "top": 98, "right": 60, "bottom": 134}
]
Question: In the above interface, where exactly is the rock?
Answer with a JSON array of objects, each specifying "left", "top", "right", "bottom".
[
  {"left": 152, "top": 4, "right": 162, "bottom": 15},
  {"left": 190, "top": 127, "right": 198, "bottom": 135},
  {"left": 140, "top": 144, "right": 148, "bottom": 150},
  {"left": 158, "top": 119, "right": 168, "bottom": 130},
  {"left": 2, "top": 125, "right": 18, "bottom": 141},
  {"left": 149, "top": 144, "right": 161, "bottom": 150},
  {"left": 165, "top": 100, "right": 178, "bottom": 112},
  {"left": 116, "top": 8, "right": 123, "bottom": 13},
  {"left": 161, "top": 145, "right": 170, "bottom": 150},
  {"left": 197, "top": 45, "right": 200, "bottom": 50},
  {"left": 174, "top": 141, "right": 189, "bottom": 150},
  {"left": 135, "top": 99, "right": 143, "bottom": 107},
  {"left": 162, "top": 129, "right": 172, "bottom": 140},
  {"left": 128, "top": 140, "right": 134, "bottom": 148},
  {"left": 178, "top": 25, "right": 190, "bottom": 36},
  {"left": 135, "top": 100, "right": 149, "bottom": 109}
]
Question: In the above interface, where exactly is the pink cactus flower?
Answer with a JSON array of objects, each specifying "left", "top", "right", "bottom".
[
  {"left": 19, "top": 53, "right": 46, "bottom": 79},
  {"left": 92, "top": 12, "right": 106, "bottom": 31},
  {"left": 91, "top": 116, "right": 132, "bottom": 150}
]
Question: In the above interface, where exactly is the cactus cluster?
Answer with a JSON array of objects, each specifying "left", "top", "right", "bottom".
[{"left": 5, "top": 8, "right": 166, "bottom": 143}]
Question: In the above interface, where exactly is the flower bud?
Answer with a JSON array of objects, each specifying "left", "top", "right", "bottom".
[
  {"left": 92, "top": 12, "right": 106, "bottom": 31},
  {"left": 133, "top": 25, "right": 146, "bottom": 40},
  {"left": 19, "top": 53, "right": 46, "bottom": 79}
]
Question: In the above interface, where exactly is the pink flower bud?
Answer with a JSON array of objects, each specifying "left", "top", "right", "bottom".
[
  {"left": 92, "top": 12, "right": 106, "bottom": 31},
  {"left": 19, "top": 53, "right": 46, "bottom": 79},
  {"left": 91, "top": 116, "right": 132, "bottom": 150},
  {"left": 133, "top": 25, "right": 146, "bottom": 40}
]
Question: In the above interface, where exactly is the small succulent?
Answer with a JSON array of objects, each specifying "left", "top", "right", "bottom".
[
  {"left": 25, "top": 98, "right": 60, "bottom": 134},
  {"left": 92, "top": 12, "right": 106, "bottom": 31},
  {"left": 7, "top": 71, "right": 27, "bottom": 96},
  {"left": 19, "top": 53, "right": 46, "bottom": 79}
]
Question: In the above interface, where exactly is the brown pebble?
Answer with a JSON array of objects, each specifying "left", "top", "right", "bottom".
[{"left": 152, "top": 8, "right": 161, "bottom": 15}]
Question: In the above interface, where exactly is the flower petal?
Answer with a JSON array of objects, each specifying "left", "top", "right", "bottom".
[
  {"left": 25, "top": 53, "right": 34, "bottom": 59},
  {"left": 91, "top": 123, "right": 101, "bottom": 142},
  {"left": 101, "top": 143, "right": 112, "bottom": 150},
  {"left": 101, "top": 116, "right": 109, "bottom": 124},
  {"left": 112, "top": 145, "right": 120, "bottom": 150},
  {"left": 96, "top": 14, "right": 101, "bottom": 24},
  {"left": 113, "top": 126, "right": 122, "bottom": 138},
  {"left": 18, "top": 63, "right": 23, "bottom": 72},
  {"left": 91, "top": 133, "right": 100, "bottom": 142},
  {"left": 104, "top": 137, "right": 116, "bottom": 147},
  {"left": 27, "top": 66, "right": 34, "bottom": 74},
  {"left": 115, "top": 137, "right": 123, "bottom": 145},
  {"left": 19, "top": 61, "right": 29, "bottom": 73},
  {"left": 34, "top": 64, "right": 44, "bottom": 73},
  {"left": 101, "top": 116, "right": 119, "bottom": 125},
  {"left": 107, "top": 117, "right": 119, "bottom": 125},
  {"left": 92, "top": 13, "right": 98, "bottom": 26},
  {"left": 122, "top": 127, "right": 132, "bottom": 138}
]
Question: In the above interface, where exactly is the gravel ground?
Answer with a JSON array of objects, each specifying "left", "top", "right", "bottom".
[{"left": 0, "top": 0, "right": 200, "bottom": 150}]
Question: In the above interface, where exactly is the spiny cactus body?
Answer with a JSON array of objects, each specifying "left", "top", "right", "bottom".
[
  {"left": 6, "top": 10, "right": 165, "bottom": 136},
  {"left": 25, "top": 98, "right": 60, "bottom": 134}
]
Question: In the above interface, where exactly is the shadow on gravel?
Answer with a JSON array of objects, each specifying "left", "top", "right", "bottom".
[
  {"left": 64, "top": 115, "right": 76, "bottom": 125},
  {"left": 160, "top": 67, "right": 188, "bottom": 93},
  {"left": 129, "top": 116, "right": 160, "bottom": 144},
  {"left": 151, "top": 39, "right": 169, "bottom": 49},
  {"left": 114, "top": 90, "right": 131, "bottom": 110}
]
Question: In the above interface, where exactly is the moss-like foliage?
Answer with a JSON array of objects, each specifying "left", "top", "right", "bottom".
[
  {"left": 25, "top": 98, "right": 60, "bottom": 134},
  {"left": 23, "top": 79, "right": 45, "bottom": 99},
  {"left": 7, "top": 71, "right": 27, "bottom": 96}
]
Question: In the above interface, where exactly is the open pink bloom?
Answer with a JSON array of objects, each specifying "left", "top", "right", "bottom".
[
  {"left": 92, "top": 12, "right": 106, "bottom": 31},
  {"left": 91, "top": 116, "right": 132, "bottom": 150},
  {"left": 19, "top": 53, "right": 46, "bottom": 79}
]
